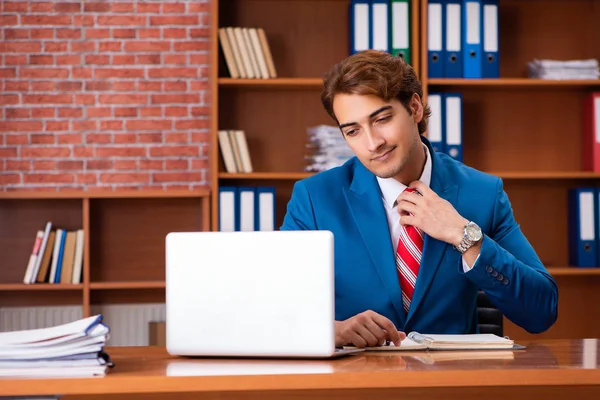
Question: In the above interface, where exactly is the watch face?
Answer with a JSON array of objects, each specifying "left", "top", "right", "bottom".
[{"left": 466, "top": 223, "right": 483, "bottom": 241}]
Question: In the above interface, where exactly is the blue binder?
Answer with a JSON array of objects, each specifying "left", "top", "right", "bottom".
[
  {"left": 255, "top": 186, "right": 276, "bottom": 231},
  {"left": 444, "top": 93, "right": 462, "bottom": 162},
  {"left": 371, "top": 0, "right": 389, "bottom": 52},
  {"left": 482, "top": 0, "right": 499, "bottom": 78},
  {"left": 426, "top": 93, "right": 444, "bottom": 153},
  {"left": 462, "top": 0, "right": 482, "bottom": 78},
  {"left": 350, "top": 0, "right": 370, "bottom": 54},
  {"left": 237, "top": 186, "right": 256, "bottom": 232},
  {"left": 54, "top": 230, "right": 66, "bottom": 283},
  {"left": 568, "top": 188, "right": 597, "bottom": 267},
  {"left": 218, "top": 186, "right": 238, "bottom": 232},
  {"left": 444, "top": 0, "right": 463, "bottom": 78},
  {"left": 427, "top": 0, "right": 444, "bottom": 78}
]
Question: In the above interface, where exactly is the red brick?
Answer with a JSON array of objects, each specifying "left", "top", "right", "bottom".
[
  {"left": 56, "top": 55, "right": 82, "bottom": 65},
  {"left": 149, "top": 145, "right": 199, "bottom": 157},
  {"left": 165, "top": 82, "right": 187, "bottom": 91},
  {"left": 5, "top": 134, "right": 29, "bottom": 145},
  {"left": 175, "top": 119, "right": 209, "bottom": 130},
  {"left": 189, "top": 3, "right": 210, "bottom": 12},
  {"left": 114, "top": 160, "right": 137, "bottom": 170},
  {"left": 191, "top": 132, "right": 210, "bottom": 143},
  {"left": 30, "top": 29, "right": 54, "bottom": 39},
  {"left": 31, "top": 108, "right": 56, "bottom": 118},
  {"left": 5, "top": 108, "right": 30, "bottom": 119},
  {"left": 163, "top": 55, "right": 187, "bottom": 65},
  {"left": 99, "top": 94, "right": 147, "bottom": 104},
  {"left": 31, "top": 134, "right": 56, "bottom": 144},
  {"left": 96, "top": 147, "right": 146, "bottom": 157},
  {"left": 137, "top": 54, "right": 162, "bottom": 64},
  {"left": 139, "top": 82, "right": 162, "bottom": 91},
  {"left": 71, "top": 42, "right": 96, "bottom": 52},
  {"left": 148, "top": 68, "right": 198, "bottom": 78},
  {"left": 75, "top": 94, "right": 96, "bottom": 105},
  {"left": 24, "top": 173, "right": 75, "bottom": 184},
  {"left": 113, "top": 55, "right": 136, "bottom": 65},
  {"left": 86, "top": 133, "right": 112, "bottom": 144},
  {"left": 139, "top": 160, "right": 163, "bottom": 170},
  {"left": 138, "top": 2, "right": 161, "bottom": 13},
  {"left": 113, "top": 133, "right": 137, "bottom": 143},
  {"left": 85, "top": 55, "right": 110, "bottom": 65},
  {"left": 125, "top": 41, "right": 171, "bottom": 52},
  {"left": 56, "top": 82, "right": 83, "bottom": 91},
  {"left": 0, "top": 121, "right": 43, "bottom": 132},
  {"left": 45, "top": 121, "right": 69, "bottom": 131},
  {"left": 190, "top": 28, "right": 210, "bottom": 38},
  {"left": 166, "top": 159, "right": 188, "bottom": 170},
  {"left": 97, "top": 15, "right": 146, "bottom": 26},
  {"left": 112, "top": 3, "right": 134, "bottom": 12},
  {"left": 4, "top": 29, "right": 29, "bottom": 40},
  {"left": 30, "top": 55, "right": 54, "bottom": 65},
  {"left": 153, "top": 172, "right": 203, "bottom": 183},
  {"left": 100, "top": 121, "right": 123, "bottom": 131},
  {"left": 150, "top": 16, "right": 198, "bottom": 26},
  {"left": 191, "top": 159, "right": 209, "bottom": 169},
  {"left": 163, "top": 3, "right": 186, "bottom": 13},
  {"left": 98, "top": 42, "right": 122, "bottom": 52},
  {"left": 100, "top": 173, "right": 149, "bottom": 183},
  {"left": 6, "top": 161, "right": 31, "bottom": 171},
  {"left": 114, "top": 108, "right": 137, "bottom": 117},
  {"left": 77, "top": 173, "right": 98, "bottom": 184},
  {"left": 86, "top": 81, "right": 112, "bottom": 91},
  {"left": 0, "top": 148, "right": 18, "bottom": 157},
  {"left": 72, "top": 121, "right": 97, "bottom": 131},
  {"left": 113, "top": 29, "right": 136, "bottom": 39},
  {"left": 44, "top": 42, "right": 68, "bottom": 52},
  {"left": 30, "top": 81, "right": 54, "bottom": 91},
  {"left": 95, "top": 68, "right": 144, "bottom": 79},
  {"left": 58, "top": 108, "right": 83, "bottom": 118},
  {"left": 166, "top": 133, "right": 188, "bottom": 143},
  {"left": 0, "top": 174, "right": 21, "bottom": 185},
  {"left": 22, "top": 16, "right": 72, "bottom": 25},
  {"left": 57, "top": 133, "right": 83, "bottom": 144},
  {"left": 87, "top": 107, "right": 112, "bottom": 117},
  {"left": 20, "top": 68, "right": 69, "bottom": 79},
  {"left": 113, "top": 82, "right": 136, "bottom": 91},
  {"left": 0, "top": 16, "right": 18, "bottom": 25},
  {"left": 151, "top": 94, "right": 200, "bottom": 104},
  {"left": 139, "top": 29, "right": 160, "bottom": 39},
  {"left": 126, "top": 120, "right": 172, "bottom": 131},
  {"left": 165, "top": 107, "right": 188, "bottom": 117},
  {"left": 4, "top": 56, "right": 27, "bottom": 65},
  {"left": 174, "top": 41, "right": 210, "bottom": 51},
  {"left": 21, "top": 147, "right": 70, "bottom": 158},
  {"left": 139, "top": 107, "right": 163, "bottom": 117},
  {"left": 73, "top": 68, "right": 93, "bottom": 79},
  {"left": 87, "top": 160, "right": 113, "bottom": 170},
  {"left": 73, "top": 16, "right": 94, "bottom": 26},
  {"left": 58, "top": 160, "right": 84, "bottom": 170},
  {"left": 163, "top": 28, "right": 187, "bottom": 39},
  {"left": 3, "top": 2, "right": 28, "bottom": 12},
  {"left": 191, "top": 106, "right": 210, "bottom": 116},
  {"left": 57, "top": 29, "right": 82, "bottom": 39},
  {"left": 138, "top": 133, "right": 163, "bottom": 143},
  {"left": 55, "top": 2, "right": 82, "bottom": 12},
  {"left": 84, "top": 2, "right": 110, "bottom": 12},
  {"left": 0, "top": 95, "right": 19, "bottom": 105},
  {"left": 190, "top": 80, "right": 208, "bottom": 90},
  {"left": 86, "top": 29, "right": 111, "bottom": 39},
  {"left": 0, "top": 68, "right": 17, "bottom": 78},
  {"left": 73, "top": 146, "right": 94, "bottom": 157},
  {"left": 0, "top": 42, "right": 42, "bottom": 53},
  {"left": 30, "top": 2, "right": 53, "bottom": 12}
]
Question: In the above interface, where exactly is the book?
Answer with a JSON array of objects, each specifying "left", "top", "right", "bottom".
[{"left": 344, "top": 332, "right": 521, "bottom": 352}]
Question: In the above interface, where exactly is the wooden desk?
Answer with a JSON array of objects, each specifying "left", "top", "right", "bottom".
[{"left": 2, "top": 339, "right": 600, "bottom": 400}]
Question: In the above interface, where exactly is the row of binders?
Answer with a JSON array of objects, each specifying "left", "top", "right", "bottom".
[
  {"left": 569, "top": 188, "right": 600, "bottom": 268},
  {"left": 218, "top": 26, "right": 277, "bottom": 79},
  {"left": 428, "top": 0, "right": 499, "bottom": 78},
  {"left": 23, "top": 221, "right": 84, "bottom": 285},
  {"left": 218, "top": 129, "right": 253, "bottom": 173},
  {"left": 219, "top": 186, "right": 276, "bottom": 232},
  {"left": 427, "top": 92, "right": 463, "bottom": 162},
  {"left": 350, "top": 0, "right": 412, "bottom": 63}
]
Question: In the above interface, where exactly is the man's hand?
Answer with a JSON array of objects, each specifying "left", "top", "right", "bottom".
[
  {"left": 396, "top": 181, "right": 468, "bottom": 247},
  {"left": 335, "top": 310, "right": 406, "bottom": 348}
]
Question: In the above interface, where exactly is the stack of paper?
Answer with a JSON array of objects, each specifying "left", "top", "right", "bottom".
[
  {"left": 304, "top": 125, "right": 354, "bottom": 172},
  {"left": 527, "top": 59, "right": 600, "bottom": 80},
  {"left": 0, "top": 315, "right": 112, "bottom": 377}
]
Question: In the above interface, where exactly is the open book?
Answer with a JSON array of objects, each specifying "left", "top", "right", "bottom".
[{"left": 344, "top": 332, "right": 522, "bottom": 352}]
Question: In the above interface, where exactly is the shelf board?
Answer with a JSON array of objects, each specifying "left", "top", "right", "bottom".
[
  {"left": 90, "top": 281, "right": 166, "bottom": 290},
  {"left": 219, "top": 172, "right": 315, "bottom": 180},
  {"left": 0, "top": 284, "right": 84, "bottom": 291},
  {"left": 0, "top": 188, "right": 210, "bottom": 200},
  {"left": 218, "top": 78, "right": 322, "bottom": 88},
  {"left": 547, "top": 268, "right": 600, "bottom": 276},
  {"left": 427, "top": 78, "right": 600, "bottom": 87}
]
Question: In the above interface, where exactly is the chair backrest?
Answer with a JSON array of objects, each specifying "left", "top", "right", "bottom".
[{"left": 477, "top": 290, "right": 503, "bottom": 336}]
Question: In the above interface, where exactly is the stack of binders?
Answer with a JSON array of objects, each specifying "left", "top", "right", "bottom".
[
  {"left": 426, "top": 92, "right": 463, "bottom": 162},
  {"left": 428, "top": 0, "right": 499, "bottom": 79}
]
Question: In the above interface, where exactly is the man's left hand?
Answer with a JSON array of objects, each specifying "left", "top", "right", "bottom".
[{"left": 396, "top": 181, "right": 467, "bottom": 247}]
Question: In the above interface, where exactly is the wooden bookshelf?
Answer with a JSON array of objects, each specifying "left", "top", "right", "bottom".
[{"left": 0, "top": 189, "right": 210, "bottom": 316}]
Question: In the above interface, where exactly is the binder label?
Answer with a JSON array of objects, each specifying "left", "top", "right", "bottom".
[
  {"left": 483, "top": 4, "right": 498, "bottom": 52},
  {"left": 392, "top": 2, "right": 409, "bottom": 49},
  {"left": 466, "top": 2, "right": 480, "bottom": 44},
  {"left": 446, "top": 4, "right": 461, "bottom": 52},
  {"left": 428, "top": 4, "right": 442, "bottom": 51},
  {"left": 580, "top": 192, "right": 595, "bottom": 241}
]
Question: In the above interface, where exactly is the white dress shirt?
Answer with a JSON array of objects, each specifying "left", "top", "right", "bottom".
[{"left": 376, "top": 144, "right": 475, "bottom": 272}]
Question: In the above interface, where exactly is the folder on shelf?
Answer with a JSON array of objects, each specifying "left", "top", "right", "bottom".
[
  {"left": 390, "top": 0, "right": 411, "bottom": 63},
  {"left": 237, "top": 187, "right": 256, "bottom": 232},
  {"left": 568, "top": 188, "right": 597, "bottom": 268},
  {"left": 371, "top": 0, "right": 389, "bottom": 52},
  {"left": 350, "top": 0, "right": 370, "bottom": 54},
  {"left": 583, "top": 92, "right": 600, "bottom": 172},
  {"left": 255, "top": 186, "right": 276, "bottom": 231},
  {"left": 444, "top": 93, "right": 463, "bottom": 162},
  {"left": 444, "top": 0, "right": 462, "bottom": 78},
  {"left": 219, "top": 187, "right": 237, "bottom": 232},
  {"left": 426, "top": 93, "right": 444, "bottom": 153},
  {"left": 482, "top": 0, "right": 499, "bottom": 78},
  {"left": 462, "top": 0, "right": 482, "bottom": 78},
  {"left": 427, "top": 0, "right": 444, "bottom": 78}
]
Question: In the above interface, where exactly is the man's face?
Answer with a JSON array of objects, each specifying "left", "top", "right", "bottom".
[{"left": 333, "top": 93, "right": 422, "bottom": 179}]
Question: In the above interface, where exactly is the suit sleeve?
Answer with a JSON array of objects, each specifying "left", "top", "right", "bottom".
[
  {"left": 280, "top": 180, "right": 317, "bottom": 231},
  {"left": 461, "top": 178, "right": 559, "bottom": 334}
]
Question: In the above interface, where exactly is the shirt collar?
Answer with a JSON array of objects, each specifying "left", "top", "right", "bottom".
[{"left": 376, "top": 143, "right": 432, "bottom": 209}]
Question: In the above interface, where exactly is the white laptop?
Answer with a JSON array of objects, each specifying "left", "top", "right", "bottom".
[{"left": 165, "top": 230, "right": 363, "bottom": 359}]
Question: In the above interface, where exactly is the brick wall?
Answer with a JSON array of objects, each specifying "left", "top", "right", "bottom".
[{"left": 0, "top": 0, "right": 211, "bottom": 191}]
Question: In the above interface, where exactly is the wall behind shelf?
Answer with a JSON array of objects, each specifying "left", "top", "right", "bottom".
[{"left": 0, "top": 0, "right": 211, "bottom": 192}]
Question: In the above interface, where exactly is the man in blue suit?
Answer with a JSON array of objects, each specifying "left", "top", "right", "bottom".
[{"left": 280, "top": 50, "right": 558, "bottom": 348}]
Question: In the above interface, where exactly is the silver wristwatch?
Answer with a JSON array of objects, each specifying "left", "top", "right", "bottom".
[{"left": 455, "top": 221, "right": 483, "bottom": 254}]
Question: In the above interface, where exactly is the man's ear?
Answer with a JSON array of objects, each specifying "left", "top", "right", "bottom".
[{"left": 410, "top": 93, "right": 424, "bottom": 123}]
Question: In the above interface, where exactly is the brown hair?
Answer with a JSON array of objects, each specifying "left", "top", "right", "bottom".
[{"left": 321, "top": 50, "right": 430, "bottom": 135}]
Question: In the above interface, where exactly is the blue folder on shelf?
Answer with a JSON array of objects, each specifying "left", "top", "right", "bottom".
[
  {"left": 482, "top": 0, "right": 499, "bottom": 78},
  {"left": 350, "top": 0, "right": 370, "bottom": 54},
  {"left": 428, "top": 0, "right": 444, "bottom": 78},
  {"left": 568, "top": 188, "right": 597, "bottom": 268},
  {"left": 444, "top": 0, "right": 463, "bottom": 78},
  {"left": 462, "top": 0, "right": 482, "bottom": 78}
]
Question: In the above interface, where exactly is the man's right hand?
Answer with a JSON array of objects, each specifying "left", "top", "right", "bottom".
[{"left": 335, "top": 310, "right": 406, "bottom": 348}]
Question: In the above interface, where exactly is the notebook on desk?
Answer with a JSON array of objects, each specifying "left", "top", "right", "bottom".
[{"left": 344, "top": 332, "right": 525, "bottom": 351}]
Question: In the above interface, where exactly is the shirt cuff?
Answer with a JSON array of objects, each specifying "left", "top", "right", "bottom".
[{"left": 462, "top": 254, "right": 481, "bottom": 272}]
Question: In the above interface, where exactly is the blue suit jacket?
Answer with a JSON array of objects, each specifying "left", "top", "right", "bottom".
[{"left": 281, "top": 136, "right": 558, "bottom": 334}]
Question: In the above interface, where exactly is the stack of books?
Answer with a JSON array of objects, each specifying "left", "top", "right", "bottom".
[
  {"left": 304, "top": 125, "right": 355, "bottom": 172},
  {"left": 0, "top": 315, "right": 113, "bottom": 377},
  {"left": 527, "top": 59, "right": 600, "bottom": 80}
]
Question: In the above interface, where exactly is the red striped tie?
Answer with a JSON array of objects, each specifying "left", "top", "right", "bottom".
[{"left": 395, "top": 187, "right": 424, "bottom": 314}]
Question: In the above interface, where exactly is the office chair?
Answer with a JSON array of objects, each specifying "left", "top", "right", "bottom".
[{"left": 477, "top": 290, "right": 504, "bottom": 336}]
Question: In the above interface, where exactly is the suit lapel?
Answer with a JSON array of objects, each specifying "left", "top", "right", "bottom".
[
  {"left": 405, "top": 139, "right": 458, "bottom": 326},
  {"left": 344, "top": 162, "right": 406, "bottom": 326}
]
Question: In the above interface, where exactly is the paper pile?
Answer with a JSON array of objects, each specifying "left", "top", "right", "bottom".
[
  {"left": 0, "top": 314, "right": 112, "bottom": 377},
  {"left": 305, "top": 125, "right": 354, "bottom": 172},
  {"left": 527, "top": 59, "right": 600, "bottom": 80}
]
